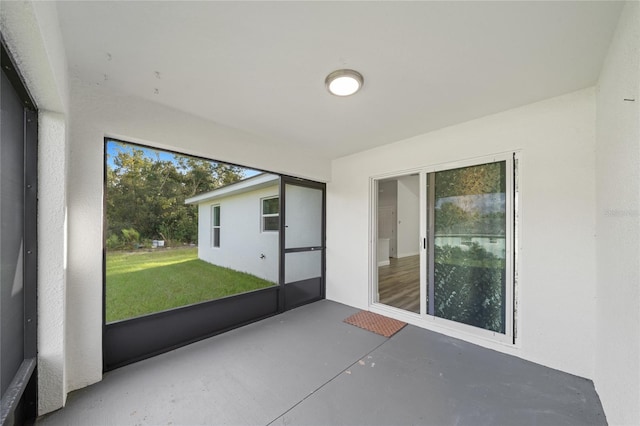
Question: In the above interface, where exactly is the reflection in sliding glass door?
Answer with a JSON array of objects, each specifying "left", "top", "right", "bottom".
[
  {"left": 376, "top": 174, "right": 420, "bottom": 313},
  {"left": 430, "top": 161, "right": 507, "bottom": 333}
]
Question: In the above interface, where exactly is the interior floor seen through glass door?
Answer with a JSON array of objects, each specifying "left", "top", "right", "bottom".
[{"left": 376, "top": 174, "right": 420, "bottom": 314}]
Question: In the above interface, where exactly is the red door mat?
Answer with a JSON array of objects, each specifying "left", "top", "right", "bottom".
[{"left": 343, "top": 311, "right": 407, "bottom": 338}]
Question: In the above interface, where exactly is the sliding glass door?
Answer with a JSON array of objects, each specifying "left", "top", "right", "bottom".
[
  {"left": 430, "top": 161, "right": 508, "bottom": 334},
  {"left": 373, "top": 155, "right": 514, "bottom": 341}
]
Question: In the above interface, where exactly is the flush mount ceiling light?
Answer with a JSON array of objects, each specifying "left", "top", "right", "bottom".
[{"left": 325, "top": 69, "right": 364, "bottom": 96}]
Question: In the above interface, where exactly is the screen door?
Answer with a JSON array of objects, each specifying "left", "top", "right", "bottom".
[{"left": 280, "top": 178, "right": 325, "bottom": 310}]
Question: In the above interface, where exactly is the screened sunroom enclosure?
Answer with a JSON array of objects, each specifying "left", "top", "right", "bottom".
[
  {"left": 372, "top": 153, "right": 516, "bottom": 342},
  {"left": 103, "top": 140, "right": 326, "bottom": 370}
]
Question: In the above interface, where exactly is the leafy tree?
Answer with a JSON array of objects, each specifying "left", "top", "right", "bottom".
[
  {"left": 435, "top": 161, "right": 505, "bottom": 199},
  {"left": 431, "top": 161, "right": 507, "bottom": 333},
  {"left": 105, "top": 142, "right": 245, "bottom": 249},
  {"left": 121, "top": 228, "right": 140, "bottom": 245},
  {"left": 434, "top": 161, "right": 506, "bottom": 236}
]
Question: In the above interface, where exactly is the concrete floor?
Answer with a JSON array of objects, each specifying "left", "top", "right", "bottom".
[{"left": 37, "top": 300, "right": 606, "bottom": 426}]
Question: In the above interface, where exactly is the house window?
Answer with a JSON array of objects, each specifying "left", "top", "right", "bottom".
[
  {"left": 212, "top": 205, "right": 221, "bottom": 247},
  {"left": 261, "top": 196, "right": 279, "bottom": 232}
]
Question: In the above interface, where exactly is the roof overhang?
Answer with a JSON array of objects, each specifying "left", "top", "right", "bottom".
[{"left": 185, "top": 173, "right": 279, "bottom": 205}]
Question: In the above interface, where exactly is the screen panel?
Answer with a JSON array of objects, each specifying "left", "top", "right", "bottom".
[{"left": 1, "top": 70, "right": 26, "bottom": 397}]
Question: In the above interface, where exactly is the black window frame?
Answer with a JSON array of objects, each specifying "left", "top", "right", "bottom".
[{"left": 212, "top": 204, "right": 221, "bottom": 248}]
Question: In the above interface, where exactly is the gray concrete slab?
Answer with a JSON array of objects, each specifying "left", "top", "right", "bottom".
[
  {"left": 274, "top": 325, "right": 606, "bottom": 426},
  {"left": 38, "top": 301, "right": 606, "bottom": 426},
  {"left": 38, "top": 301, "right": 386, "bottom": 426}
]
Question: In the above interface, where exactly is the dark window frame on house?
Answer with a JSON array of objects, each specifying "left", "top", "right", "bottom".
[
  {"left": 261, "top": 196, "right": 279, "bottom": 232},
  {"left": 212, "top": 204, "right": 221, "bottom": 247}
]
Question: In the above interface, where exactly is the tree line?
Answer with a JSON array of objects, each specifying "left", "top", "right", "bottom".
[
  {"left": 106, "top": 142, "right": 245, "bottom": 250},
  {"left": 434, "top": 161, "right": 506, "bottom": 236}
]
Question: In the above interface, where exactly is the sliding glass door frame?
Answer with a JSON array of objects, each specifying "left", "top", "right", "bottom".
[{"left": 370, "top": 152, "right": 516, "bottom": 344}]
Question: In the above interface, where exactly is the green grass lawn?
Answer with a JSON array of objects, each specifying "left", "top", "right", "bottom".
[{"left": 106, "top": 248, "right": 276, "bottom": 323}]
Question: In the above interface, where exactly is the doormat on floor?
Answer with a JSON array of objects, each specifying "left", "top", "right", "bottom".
[{"left": 343, "top": 310, "right": 407, "bottom": 338}]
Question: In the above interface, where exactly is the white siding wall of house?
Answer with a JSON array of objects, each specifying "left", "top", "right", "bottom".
[{"left": 196, "top": 185, "right": 280, "bottom": 284}]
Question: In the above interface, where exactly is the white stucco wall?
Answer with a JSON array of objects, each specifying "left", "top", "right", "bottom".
[
  {"left": 594, "top": 2, "right": 640, "bottom": 424},
  {"left": 197, "top": 185, "right": 280, "bottom": 283},
  {"left": 0, "top": 1, "right": 70, "bottom": 415},
  {"left": 37, "top": 112, "right": 68, "bottom": 415},
  {"left": 327, "top": 88, "right": 598, "bottom": 379}
]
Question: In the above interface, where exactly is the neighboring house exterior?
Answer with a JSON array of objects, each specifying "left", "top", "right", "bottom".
[
  {"left": 434, "top": 235, "right": 505, "bottom": 259},
  {"left": 185, "top": 173, "right": 280, "bottom": 283}
]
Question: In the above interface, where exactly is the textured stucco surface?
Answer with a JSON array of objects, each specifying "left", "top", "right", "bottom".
[
  {"left": 595, "top": 2, "right": 640, "bottom": 424},
  {"left": 37, "top": 112, "right": 68, "bottom": 415}
]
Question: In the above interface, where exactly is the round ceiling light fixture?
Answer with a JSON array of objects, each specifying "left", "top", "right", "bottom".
[{"left": 325, "top": 69, "right": 364, "bottom": 97}]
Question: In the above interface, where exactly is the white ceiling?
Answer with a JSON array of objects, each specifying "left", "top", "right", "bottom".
[{"left": 56, "top": 1, "right": 623, "bottom": 160}]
